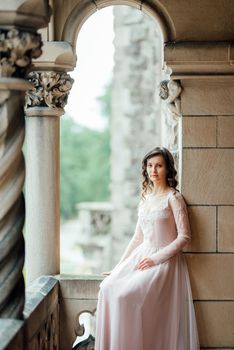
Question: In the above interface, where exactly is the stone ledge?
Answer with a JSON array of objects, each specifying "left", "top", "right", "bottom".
[
  {"left": 57, "top": 274, "right": 103, "bottom": 299},
  {"left": 0, "top": 1, "right": 51, "bottom": 29},
  {"left": 0, "top": 275, "right": 59, "bottom": 350},
  {"left": 165, "top": 42, "right": 234, "bottom": 75},
  {"left": 57, "top": 275, "right": 101, "bottom": 350},
  {"left": 24, "top": 276, "right": 59, "bottom": 341},
  {"left": 31, "top": 41, "right": 76, "bottom": 72},
  {"left": 0, "top": 319, "right": 24, "bottom": 350}
]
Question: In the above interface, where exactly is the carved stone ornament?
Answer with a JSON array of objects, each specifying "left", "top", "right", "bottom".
[
  {"left": 25, "top": 71, "right": 74, "bottom": 109},
  {"left": 159, "top": 79, "right": 182, "bottom": 120},
  {"left": 0, "top": 29, "right": 42, "bottom": 78},
  {"left": 73, "top": 309, "right": 96, "bottom": 350},
  {"left": 0, "top": 90, "right": 25, "bottom": 318},
  {"left": 73, "top": 335, "right": 95, "bottom": 350}
]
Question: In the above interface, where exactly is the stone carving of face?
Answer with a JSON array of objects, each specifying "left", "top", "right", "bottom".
[{"left": 167, "top": 80, "right": 182, "bottom": 102}]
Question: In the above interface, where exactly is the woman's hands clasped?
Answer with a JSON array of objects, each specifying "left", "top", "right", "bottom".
[
  {"left": 137, "top": 257, "right": 155, "bottom": 270},
  {"left": 101, "top": 257, "right": 155, "bottom": 275}
]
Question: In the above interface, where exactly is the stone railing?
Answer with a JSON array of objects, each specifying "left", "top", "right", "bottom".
[
  {"left": 75, "top": 202, "right": 113, "bottom": 273},
  {"left": 0, "top": 276, "right": 59, "bottom": 350},
  {"left": 0, "top": 275, "right": 102, "bottom": 350},
  {"left": 77, "top": 201, "right": 113, "bottom": 237},
  {"left": 58, "top": 275, "right": 102, "bottom": 350}
]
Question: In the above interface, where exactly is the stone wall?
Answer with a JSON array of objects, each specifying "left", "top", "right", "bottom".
[
  {"left": 181, "top": 78, "right": 234, "bottom": 348},
  {"left": 110, "top": 6, "right": 163, "bottom": 266}
]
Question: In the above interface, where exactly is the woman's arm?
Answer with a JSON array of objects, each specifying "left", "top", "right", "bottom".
[
  {"left": 138, "top": 191, "right": 191, "bottom": 270},
  {"left": 112, "top": 217, "right": 144, "bottom": 270},
  {"left": 149, "top": 191, "right": 191, "bottom": 265}
]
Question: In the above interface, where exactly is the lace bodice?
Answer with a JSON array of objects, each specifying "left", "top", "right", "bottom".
[{"left": 116, "top": 189, "right": 191, "bottom": 266}]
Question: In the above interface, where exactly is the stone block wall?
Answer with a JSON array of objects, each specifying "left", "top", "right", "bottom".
[{"left": 181, "top": 78, "right": 234, "bottom": 348}]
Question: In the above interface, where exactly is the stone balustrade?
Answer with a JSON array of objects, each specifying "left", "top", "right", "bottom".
[
  {"left": 77, "top": 202, "right": 113, "bottom": 237},
  {"left": 0, "top": 276, "right": 59, "bottom": 350},
  {"left": 0, "top": 275, "right": 102, "bottom": 350},
  {"left": 75, "top": 202, "right": 113, "bottom": 273},
  {"left": 58, "top": 275, "right": 102, "bottom": 349},
  {"left": 0, "top": 273, "right": 231, "bottom": 349}
]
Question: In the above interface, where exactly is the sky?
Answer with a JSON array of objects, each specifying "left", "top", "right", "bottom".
[{"left": 65, "top": 7, "right": 114, "bottom": 130}]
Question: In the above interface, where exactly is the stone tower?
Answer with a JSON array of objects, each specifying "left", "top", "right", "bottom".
[{"left": 110, "top": 6, "right": 163, "bottom": 266}]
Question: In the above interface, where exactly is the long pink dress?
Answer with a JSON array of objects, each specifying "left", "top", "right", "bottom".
[{"left": 95, "top": 189, "right": 200, "bottom": 350}]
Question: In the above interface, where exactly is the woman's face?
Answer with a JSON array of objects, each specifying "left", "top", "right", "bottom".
[{"left": 146, "top": 155, "right": 167, "bottom": 185}]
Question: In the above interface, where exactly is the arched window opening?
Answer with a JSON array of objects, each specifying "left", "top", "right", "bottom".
[{"left": 60, "top": 5, "right": 166, "bottom": 278}]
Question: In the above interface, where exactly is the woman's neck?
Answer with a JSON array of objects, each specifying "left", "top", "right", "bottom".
[{"left": 151, "top": 185, "right": 171, "bottom": 195}]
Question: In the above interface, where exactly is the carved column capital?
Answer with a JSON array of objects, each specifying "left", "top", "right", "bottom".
[
  {"left": 25, "top": 71, "right": 74, "bottom": 112},
  {"left": 0, "top": 29, "right": 42, "bottom": 78}
]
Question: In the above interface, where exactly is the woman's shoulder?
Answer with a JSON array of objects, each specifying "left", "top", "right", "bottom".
[
  {"left": 138, "top": 189, "right": 184, "bottom": 202},
  {"left": 168, "top": 189, "right": 187, "bottom": 208},
  {"left": 168, "top": 188, "right": 181, "bottom": 198}
]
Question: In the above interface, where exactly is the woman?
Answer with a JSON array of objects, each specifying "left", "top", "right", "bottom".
[{"left": 94, "top": 147, "right": 200, "bottom": 350}]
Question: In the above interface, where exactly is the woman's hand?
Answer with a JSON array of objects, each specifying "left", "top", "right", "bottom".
[
  {"left": 102, "top": 271, "right": 112, "bottom": 276},
  {"left": 137, "top": 257, "right": 155, "bottom": 270}
]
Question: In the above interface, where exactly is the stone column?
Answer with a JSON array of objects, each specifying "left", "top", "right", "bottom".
[
  {"left": 25, "top": 42, "right": 75, "bottom": 285},
  {"left": 165, "top": 42, "right": 234, "bottom": 348},
  {"left": 0, "top": 1, "right": 50, "bottom": 318}
]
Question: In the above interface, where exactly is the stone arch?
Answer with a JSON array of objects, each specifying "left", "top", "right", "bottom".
[{"left": 61, "top": 0, "right": 176, "bottom": 49}]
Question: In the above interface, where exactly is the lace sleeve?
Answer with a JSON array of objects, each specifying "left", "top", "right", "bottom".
[
  {"left": 150, "top": 191, "right": 191, "bottom": 265},
  {"left": 114, "top": 205, "right": 144, "bottom": 268}
]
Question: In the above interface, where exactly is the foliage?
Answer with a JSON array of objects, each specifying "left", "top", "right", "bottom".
[
  {"left": 60, "top": 81, "right": 112, "bottom": 220},
  {"left": 97, "top": 78, "right": 112, "bottom": 120}
]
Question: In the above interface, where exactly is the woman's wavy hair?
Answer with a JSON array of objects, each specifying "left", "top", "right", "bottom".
[{"left": 141, "top": 147, "right": 178, "bottom": 199}]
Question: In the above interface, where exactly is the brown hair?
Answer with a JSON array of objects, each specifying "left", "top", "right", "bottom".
[{"left": 141, "top": 147, "right": 178, "bottom": 199}]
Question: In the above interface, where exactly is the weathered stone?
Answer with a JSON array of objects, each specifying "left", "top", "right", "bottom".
[
  {"left": 0, "top": 319, "right": 24, "bottom": 349},
  {"left": 25, "top": 71, "right": 74, "bottom": 110},
  {"left": 183, "top": 116, "right": 216, "bottom": 147},
  {"left": 0, "top": 29, "right": 42, "bottom": 78},
  {"left": 184, "top": 206, "right": 216, "bottom": 252},
  {"left": 217, "top": 116, "right": 234, "bottom": 147},
  {"left": 218, "top": 206, "right": 234, "bottom": 252},
  {"left": 58, "top": 276, "right": 101, "bottom": 350},
  {"left": 195, "top": 301, "right": 234, "bottom": 347},
  {"left": 0, "top": 83, "right": 28, "bottom": 319},
  {"left": 181, "top": 79, "right": 234, "bottom": 115},
  {"left": 185, "top": 254, "right": 234, "bottom": 300},
  {"left": 182, "top": 149, "right": 234, "bottom": 205},
  {"left": 25, "top": 113, "right": 61, "bottom": 285}
]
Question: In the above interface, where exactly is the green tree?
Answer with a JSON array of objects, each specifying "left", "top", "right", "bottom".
[{"left": 60, "top": 80, "right": 112, "bottom": 220}]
